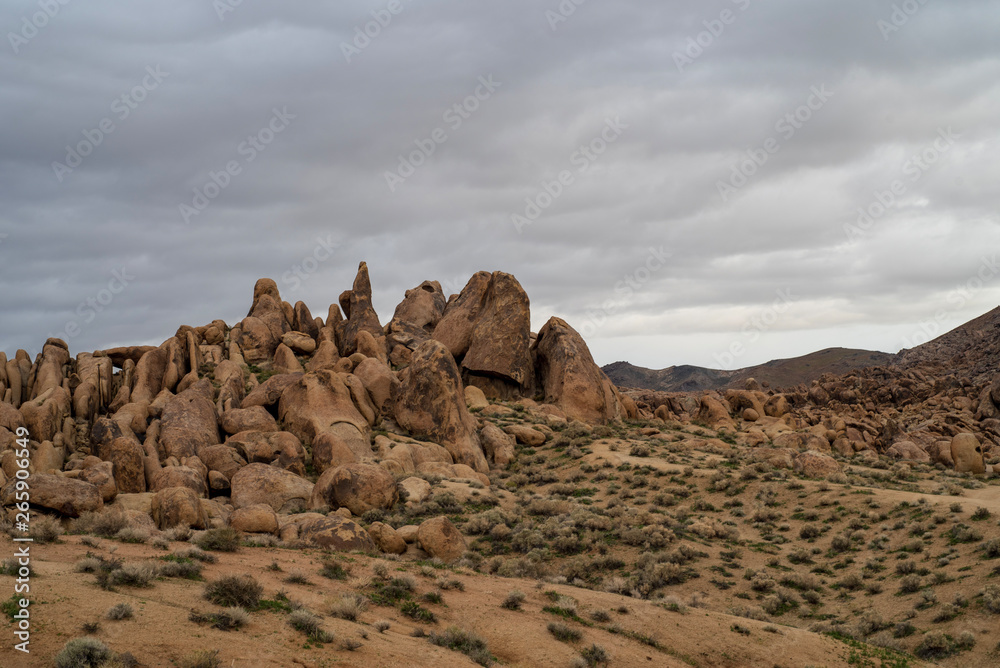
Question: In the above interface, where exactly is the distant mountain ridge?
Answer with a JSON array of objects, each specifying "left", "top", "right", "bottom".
[
  {"left": 604, "top": 306, "right": 1000, "bottom": 393},
  {"left": 603, "top": 348, "right": 894, "bottom": 392}
]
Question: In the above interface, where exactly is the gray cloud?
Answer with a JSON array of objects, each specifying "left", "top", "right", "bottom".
[{"left": 2, "top": 0, "right": 999, "bottom": 369}]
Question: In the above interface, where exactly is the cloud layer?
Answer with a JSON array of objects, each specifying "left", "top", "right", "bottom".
[{"left": 2, "top": 0, "right": 999, "bottom": 369}]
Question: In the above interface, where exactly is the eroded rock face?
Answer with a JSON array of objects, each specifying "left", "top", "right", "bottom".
[
  {"left": 385, "top": 280, "right": 447, "bottom": 366},
  {"left": 309, "top": 462, "right": 398, "bottom": 516},
  {"left": 159, "top": 380, "right": 220, "bottom": 460},
  {"left": 416, "top": 516, "right": 466, "bottom": 563},
  {"left": 534, "top": 317, "right": 625, "bottom": 424},
  {"left": 296, "top": 515, "right": 376, "bottom": 551},
  {"left": 1, "top": 474, "right": 103, "bottom": 517},
  {"left": 337, "top": 262, "right": 383, "bottom": 358},
  {"left": 277, "top": 371, "right": 372, "bottom": 450},
  {"left": 392, "top": 340, "right": 488, "bottom": 473},
  {"left": 793, "top": 451, "right": 840, "bottom": 479},
  {"left": 479, "top": 422, "right": 515, "bottom": 470},
  {"left": 230, "top": 462, "right": 314, "bottom": 512},
  {"left": 151, "top": 486, "right": 206, "bottom": 529},
  {"left": 951, "top": 433, "right": 985, "bottom": 474},
  {"left": 368, "top": 521, "right": 406, "bottom": 554},
  {"left": 461, "top": 272, "right": 533, "bottom": 396},
  {"left": 432, "top": 271, "right": 491, "bottom": 359}
]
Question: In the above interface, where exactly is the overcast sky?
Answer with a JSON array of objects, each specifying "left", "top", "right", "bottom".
[{"left": 2, "top": 0, "right": 999, "bottom": 371}]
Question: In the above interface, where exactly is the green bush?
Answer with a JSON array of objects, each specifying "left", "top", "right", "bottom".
[
  {"left": 204, "top": 575, "right": 262, "bottom": 609},
  {"left": 54, "top": 637, "right": 112, "bottom": 668}
]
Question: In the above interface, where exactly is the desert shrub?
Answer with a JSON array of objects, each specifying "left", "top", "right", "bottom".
[
  {"left": 982, "top": 538, "right": 1000, "bottom": 559},
  {"left": 898, "top": 575, "right": 922, "bottom": 594},
  {"left": 728, "top": 605, "right": 769, "bottom": 622},
  {"left": 578, "top": 643, "right": 610, "bottom": 667},
  {"left": 72, "top": 507, "right": 130, "bottom": 538},
  {"left": 590, "top": 609, "right": 611, "bottom": 622},
  {"left": 501, "top": 590, "right": 525, "bottom": 610},
  {"left": 982, "top": 584, "right": 1000, "bottom": 613},
  {"left": 204, "top": 575, "right": 262, "bottom": 609},
  {"left": 915, "top": 631, "right": 953, "bottom": 660},
  {"left": 194, "top": 527, "right": 241, "bottom": 552},
  {"left": 116, "top": 527, "right": 149, "bottom": 544},
  {"left": 629, "top": 443, "right": 651, "bottom": 457},
  {"left": 108, "top": 562, "right": 158, "bottom": 588},
  {"left": 288, "top": 610, "right": 333, "bottom": 643},
  {"left": 893, "top": 621, "right": 916, "bottom": 638},
  {"left": 320, "top": 560, "right": 349, "bottom": 580},
  {"left": 189, "top": 607, "right": 249, "bottom": 631},
  {"left": 375, "top": 620, "right": 391, "bottom": 633},
  {"left": 175, "top": 547, "right": 216, "bottom": 563},
  {"left": 284, "top": 571, "right": 310, "bottom": 585},
  {"left": 158, "top": 559, "right": 203, "bottom": 580},
  {"left": 29, "top": 514, "right": 63, "bottom": 543},
  {"left": 178, "top": 650, "right": 221, "bottom": 668},
  {"left": 548, "top": 621, "right": 582, "bottom": 642},
  {"left": 429, "top": 626, "right": 494, "bottom": 667},
  {"left": 329, "top": 593, "right": 368, "bottom": 621},
  {"left": 54, "top": 637, "right": 112, "bottom": 668},
  {"left": 401, "top": 600, "right": 436, "bottom": 623},
  {"left": 799, "top": 525, "right": 821, "bottom": 540},
  {"left": 106, "top": 603, "right": 134, "bottom": 620}
]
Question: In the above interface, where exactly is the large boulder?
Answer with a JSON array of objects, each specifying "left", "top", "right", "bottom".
[
  {"left": 296, "top": 515, "right": 376, "bottom": 551},
  {"left": 461, "top": 272, "right": 533, "bottom": 395},
  {"left": 277, "top": 370, "right": 372, "bottom": 451},
  {"left": 887, "top": 440, "right": 930, "bottom": 463},
  {"left": 131, "top": 347, "right": 169, "bottom": 404},
  {"left": 310, "top": 463, "right": 398, "bottom": 516},
  {"left": 384, "top": 281, "right": 447, "bottom": 366},
  {"left": 479, "top": 422, "right": 516, "bottom": 470},
  {"left": 368, "top": 521, "right": 406, "bottom": 554},
  {"left": 311, "top": 430, "right": 372, "bottom": 474},
  {"left": 392, "top": 340, "right": 488, "bottom": 473},
  {"left": 151, "top": 466, "right": 207, "bottom": 497},
  {"left": 416, "top": 516, "right": 466, "bottom": 563},
  {"left": 242, "top": 373, "right": 303, "bottom": 409},
  {"left": 230, "top": 463, "right": 314, "bottom": 513},
  {"left": 352, "top": 357, "right": 399, "bottom": 412},
  {"left": 20, "top": 386, "right": 71, "bottom": 443},
  {"left": 229, "top": 503, "right": 279, "bottom": 534},
  {"left": 108, "top": 437, "right": 147, "bottom": 494},
  {"left": 432, "top": 271, "right": 491, "bottom": 359},
  {"left": 337, "top": 262, "right": 383, "bottom": 357},
  {"left": 533, "top": 317, "right": 625, "bottom": 424},
  {"left": 951, "top": 433, "right": 985, "bottom": 474},
  {"left": 793, "top": 451, "right": 841, "bottom": 479},
  {"left": 197, "top": 444, "right": 247, "bottom": 482},
  {"left": 220, "top": 407, "right": 278, "bottom": 435},
  {"left": 151, "top": 486, "right": 207, "bottom": 529},
  {"left": 159, "top": 380, "right": 220, "bottom": 460},
  {"left": 1, "top": 474, "right": 102, "bottom": 517},
  {"left": 79, "top": 460, "right": 117, "bottom": 502}
]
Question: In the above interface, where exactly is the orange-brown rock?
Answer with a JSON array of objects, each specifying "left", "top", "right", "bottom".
[{"left": 310, "top": 462, "right": 398, "bottom": 516}]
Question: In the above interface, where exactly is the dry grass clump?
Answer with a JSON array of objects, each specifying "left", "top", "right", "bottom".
[
  {"left": 204, "top": 575, "right": 262, "bottom": 609},
  {"left": 288, "top": 609, "right": 333, "bottom": 643},
  {"left": 329, "top": 593, "right": 368, "bottom": 621},
  {"left": 106, "top": 602, "right": 134, "bottom": 620},
  {"left": 428, "top": 626, "right": 494, "bottom": 667},
  {"left": 501, "top": 590, "right": 525, "bottom": 610},
  {"left": 193, "top": 527, "right": 241, "bottom": 552},
  {"left": 29, "top": 514, "right": 64, "bottom": 543}
]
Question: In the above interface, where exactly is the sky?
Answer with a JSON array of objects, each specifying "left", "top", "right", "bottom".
[{"left": 1, "top": 0, "right": 999, "bottom": 371}]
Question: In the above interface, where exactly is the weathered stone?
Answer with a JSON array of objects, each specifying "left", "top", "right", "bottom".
[
  {"left": 220, "top": 406, "right": 278, "bottom": 435},
  {"left": 534, "top": 317, "right": 625, "bottom": 424},
  {"left": 241, "top": 373, "right": 302, "bottom": 409},
  {"left": 282, "top": 331, "right": 317, "bottom": 355},
  {"left": 229, "top": 503, "right": 279, "bottom": 534},
  {"left": 461, "top": 272, "right": 533, "bottom": 391},
  {"left": 79, "top": 461, "right": 117, "bottom": 502},
  {"left": 504, "top": 424, "right": 546, "bottom": 446},
  {"left": 368, "top": 521, "right": 406, "bottom": 554},
  {"left": 352, "top": 357, "right": 398, "bottom": 412},
  {"left": 197, "top": 444, "right": 247, "bottom": 481},
  {"left": 151, "top": 466, "right": 207, "bottom": 497},
  {"left": 310, "top": 463, "right": 398, "bottom": 516},
  {"left": 159, "top": 380, "right": 220, "bottom": 460},
  {"left": 793, "top": 451, "right": 841, "bottom": 478},
  {"left": 230, "top": 462, "right": 314, "bottom": 512},
  {"left": 398, "top": 476, "right": 432, "bottom": 505},
  {"left": 951, "top": 433, "right": 985, "bottom": 474},
  {"left": 109, "top": 437, "right": 147, "bottom": 494},
  {"left": 416, "top": 516, "right": 466, "bottom": 563},
  {"left": 392, "top": 340, "right": 488, "bottom": 473},
  {"left": 887, "top": 440, "right": 930, "bottom": 463},
  {"left": 432, "top": 271, "right": 491, "bottom": 358},
  {"left": 277, "top": 370, "right": 372, "bottom": 448},
  {"left": 151, "top": 486, "right": 207, "bottom": 529},
  {"left": 1, "top": 474, "right": 102, "bottom": 517},
  {"left": 337, "top": 262, "right": 383, "bottom": 357},
  {"left": 479, "top": 422, "right": 515, "bottom": 470},
  {"left": 297, "top": 515, "right": 376, "bottom": 551}
]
